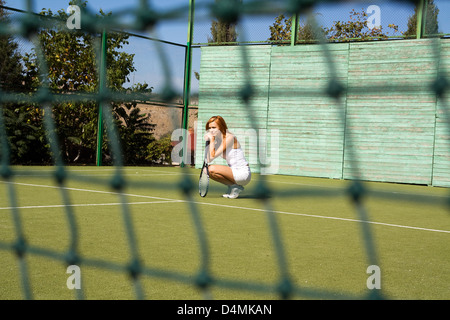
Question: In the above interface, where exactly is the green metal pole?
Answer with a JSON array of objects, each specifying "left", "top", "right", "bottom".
[
  {"left": 96, "top": 29, "right": 107, "bottom": 166},
  {"left": 416, "top": 0, "right": 425, "bottom": 39},
  {"left": 181, "top": 0, "right": 195, "bottom": 167},
  {"left": 421, "top": 0, "right": 428, "bottom": 38},
  {"left": 291, "top": 13, "right": 298, "bottom": 46}
]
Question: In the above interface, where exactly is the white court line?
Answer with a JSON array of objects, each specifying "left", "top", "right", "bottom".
[
  {"left": 14, "top": 171, "right": 196, "bottom": 177},
  {"left": 1, "top": 181, "right": 176, "bottom": 201},
  {"left": 1, "top": 181, "right": 449, "bottom": 234},
  {"left": 195, "top": 202, "right": 450, "bottom": 234},
  {"left": 270, "top": 179, "right": 449, "bottom": 198},
  {"left": 0, "top": 200, "right": 183, "bottom": 211}
]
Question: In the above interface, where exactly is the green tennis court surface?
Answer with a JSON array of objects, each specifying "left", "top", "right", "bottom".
[{"left": 1, "top": 166, "right": 448, "bottom": 300}]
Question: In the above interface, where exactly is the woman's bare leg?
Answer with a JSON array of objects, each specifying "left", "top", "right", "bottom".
[{"left": 208, "top": 165, "right": 236, "bottom": 186}]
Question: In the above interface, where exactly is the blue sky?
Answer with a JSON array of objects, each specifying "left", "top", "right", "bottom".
[{"left": 5, "top": 0, "right": 450, "bottom": 94}]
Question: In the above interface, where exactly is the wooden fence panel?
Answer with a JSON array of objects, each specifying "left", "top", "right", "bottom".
[
  {"left": 344, "top": 40, "right": 438, "bottom": 184},
  {"left": 197, "top": 39, "right": 449, "bottom": 186},
  {"left": 267, "top": 44, "right": 349, "bottom": 178},
  {"left": 196, "top": 46, "right": 272, "bottom": 170}
]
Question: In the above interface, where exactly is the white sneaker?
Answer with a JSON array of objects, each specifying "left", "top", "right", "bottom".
[
  {"left": 222, "top": 185, "right": 232, "bottom": 198},
  {"left": 228, "top": 185, "right": 244, "bottom": 199}
]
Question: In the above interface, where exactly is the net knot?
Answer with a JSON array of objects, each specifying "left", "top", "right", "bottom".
[
  {"left": 135, "top": 6, "right": 158, "bottom": 30},
  {"left": 65, "top": 250, "right": 80, "bottom": 266},
  {"left": 160, "top": 85, "right": 177, "bottom": 102},
  {"left": 254, "top": 183, "right": 271, "bottom": 200},
  {"left": 0, "top": 166, "right": 13, "bottom": 179},
  {"left": 347, "top": 181, "right": 366, "bottom": 204},
  {"left": 179, "top": 176, "right": 194, "bottom": 195},
  {"left": 432, "top": 76, "right": 448, "bottom": 98},
  {"left": 366, "top": 289, "right": 385, "bottom": 300},
  {"left": 110, "top": 174, "right": 126, "bottom": 191},
  {"left": 195, "top": 270, "right": 212, "bottom": 289},
  {"left": 212, "top": 0, "right": 241, "bottom": 24},
  {"left": 240, "top": 83, "right": 254, "bottom": 105},
  {"left": 35, "top": 88, "right": 53, "bottom": 105},
  {"left": 287, "top": 0, "right": 315, "bottom": 15},
  {"left": 277, "top": 277, "right": 293, "bottom": 300},
  {"left": 54, "top": 166, "right": 67, "bottom": 184},
  {"left": 127, "top": 258, "right": 142, "bottom": 280},
  {"left": 326, "top": 78, "right": 345, "bottom": 99},
  {"left": 19, "top": 14, "right": 40, "bottom": 38},
  {"left": 13, "top": 237, "right": 27, "bottom": 258}
]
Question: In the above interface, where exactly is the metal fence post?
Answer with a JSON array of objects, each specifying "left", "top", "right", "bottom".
[
  {"left": 96, "top": 29, "right": 107, "bottom": 166},
  {"left": 416, "top": 0, "right": 428, "bottom": 39},
  {"left": 291, "top": 13, "right": 298, "bottom": 46},
  {"left": 181, "top": 0, "right": 195, "bottom": 167}
]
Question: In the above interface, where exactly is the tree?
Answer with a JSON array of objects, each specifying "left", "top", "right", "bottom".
[
  {"left": 0, "top": 3, "right": 26, "bottom": 92},
  {"left": 269, "top": 9, "right": 400, "bottom": 44},
  {"left": 209, "top": 20, "right": 238, "bottom": 44},
  {"left": 115, "top": 83, "right": 155, "bottom": 165},
  {"left": 1, "top": 1, "right": 48, "bottom": 164},
  {"left": 404, "top": 0, "right": 439, "bottom": 38},
  {"left": 268, "top": 14, "right": 291, "bottom": 43},
  {"left": 324, "top": 9, "right": 398, "bottom": 42},
  {"left": 268, "top": 13, "right": 322, "bottom": 44},
  {"left": 23, "top": 1, "right": 155, "bottom": 164}
]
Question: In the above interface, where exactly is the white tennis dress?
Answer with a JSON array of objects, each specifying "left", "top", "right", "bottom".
[{"left": 224, "top": 147, "right": 251, "bottom": 186}]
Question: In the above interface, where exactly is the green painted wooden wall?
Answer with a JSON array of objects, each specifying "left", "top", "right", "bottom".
[
  {"left": 196, "top": 39, "right": 450, "bottom": 187},
  {"left": 433, "top": 39, "right": 450, "bottom": 187}
]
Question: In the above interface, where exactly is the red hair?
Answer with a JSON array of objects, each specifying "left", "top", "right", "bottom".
[{"left": 205, "top": 116, "right": 228, "bottom": 136}]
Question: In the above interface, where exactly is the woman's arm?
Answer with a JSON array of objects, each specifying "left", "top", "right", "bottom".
[{"left": 209, "top": 133, "right": 235, "bottom": 161}]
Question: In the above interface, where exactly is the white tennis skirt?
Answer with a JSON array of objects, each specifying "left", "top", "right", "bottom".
[{"left": 231, "top": 165, "right": 251, "bottom": 186}]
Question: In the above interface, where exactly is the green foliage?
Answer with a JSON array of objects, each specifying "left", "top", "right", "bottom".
[
  {"left": 2, "top": 106, "right": 49, "bottom": 164},
  {"left": 146, "top": 134, "right": 173, "bottom": 165},
  {"left": 0, "top": 37, "right": 25, "bottom": 92},
  {"left": 1, "top": 0, "right": 49, "bottom": 164},
  {"left": 269, "top": 9, "right": 401, "bottom": 44},
  {"left": 208, "top": 20, "right": 238, "bottom": 44},
  {"left": 114, "top": 83, "right": 156, "bottom": 165},
  {"left": 18, "top": 1, "right": 155, "bottom": 165},
  {"left": 268, "top": 14, "right": 292, "bottom": 43},
  {"left": 1, "top": 0, "right": 159, "bottom": 165},
  {"left": 324, "top": 9, "right": 394, "bottom": 42},
  {"left": 268, "top": 13, "right": 323, "bottom": 44},
  {"left": 0, "top": 3, "right": 25, "bottom": 93}
]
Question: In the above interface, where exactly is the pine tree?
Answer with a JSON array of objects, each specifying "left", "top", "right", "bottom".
[{"left": 404, "top": 0, "right": 440, "bottom": 37}]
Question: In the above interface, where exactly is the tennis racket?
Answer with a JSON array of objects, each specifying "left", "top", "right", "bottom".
[{"left": 199, "top": 140, "right": 210, "bottom": 197}]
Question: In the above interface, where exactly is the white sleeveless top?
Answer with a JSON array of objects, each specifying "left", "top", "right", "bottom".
[{"left": 224, "top": 147, "right": 248, "bottom": 168}]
